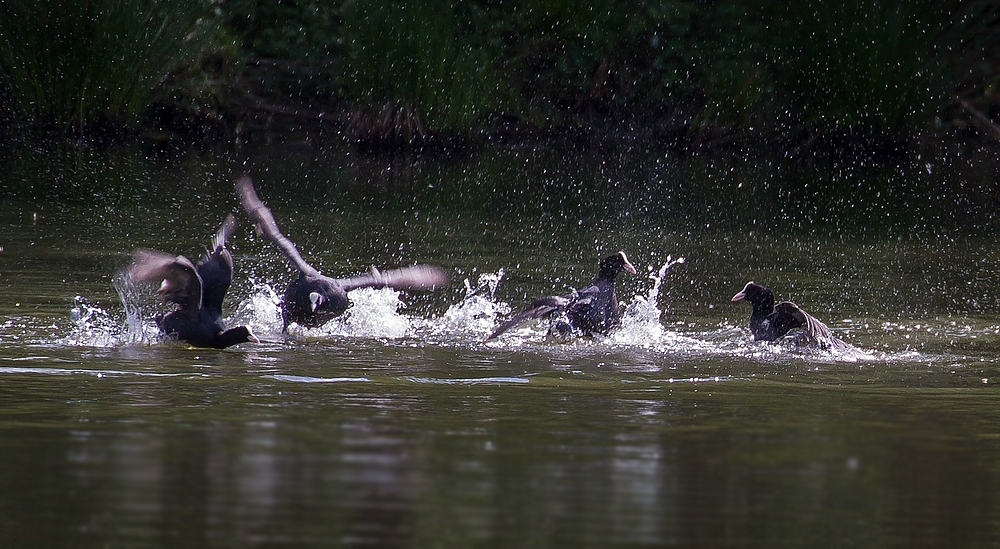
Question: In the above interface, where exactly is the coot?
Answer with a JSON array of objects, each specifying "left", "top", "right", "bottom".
[
  {"left": 236, "top": 175, "right": 449, "bottom": 329},
  {"left": 129, "top": 215, "right": 259, "bottom": 348},
  {"left": 488, "top": 251, "right": 636, "bottom": 340}
]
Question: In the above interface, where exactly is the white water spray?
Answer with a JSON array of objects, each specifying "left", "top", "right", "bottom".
[{"left": 432, "top": 269, "right": 510, "bottom": 338}]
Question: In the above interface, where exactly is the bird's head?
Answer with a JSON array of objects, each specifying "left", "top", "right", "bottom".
[
  {"left": 599, "top": 251, "right": 637, "bottom": 279},
  {"left": 731, "top": 281, "right": 774, "bottom": 308}
]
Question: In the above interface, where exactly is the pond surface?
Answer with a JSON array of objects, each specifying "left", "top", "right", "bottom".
[{"left": 2, "top": 135, "right": 1000, "bottom": 547}]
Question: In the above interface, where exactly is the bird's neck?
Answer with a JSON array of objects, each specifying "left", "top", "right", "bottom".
[{"left": 594, "top": 272, "right": 618, "bottom": 286}]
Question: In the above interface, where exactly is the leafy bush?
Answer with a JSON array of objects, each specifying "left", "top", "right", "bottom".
[
  {"left": 223, "top": 0, "right": 345, "bottom": 101},
  {"left": 0, "top": 0, "right": 218, "bottom": 135},
  {"left": 770, "top": 0, "right": 951, "bottom": 135},
  {"left": 340, "top": 0, "right": 513, "bottom": 142}
]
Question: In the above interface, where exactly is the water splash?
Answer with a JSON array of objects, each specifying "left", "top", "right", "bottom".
[
  {"left": 472, "top": 257, "right": 719, "bottom": 353},
  {"left": 720, "top": 323, "right": 879, "bottom": 364},
  {"left": 231, "top": 274, "right": 502, "bottom": 342},
  {"left": 231, "top": 279, "right": 284, "bottom": 338},
  {"left": 611, "top": 256, "right": 719, "bottom": 355},
  {"left": 53, "top": 261, "right": 885, "bottom": 366},
  {"left": 615, "top": 256, "right": 684, "bottom": 343},
  {"left": 115, "top": 272, "right": 159, "bottom": 345},
  {"left": 61, "top": 273, "right": 160, "bottom": 347},
  {"left": 429, "top": 270, "right": 510, "bottom": 339},
  {"left": 63, "top": 296, "right": 121, "bottom": 347},
  {"left": 763, "top": 339, "right": 875, "bottom": 363},
  {"left": 288, "top": 287, "right": 412, "bottom": 339}
]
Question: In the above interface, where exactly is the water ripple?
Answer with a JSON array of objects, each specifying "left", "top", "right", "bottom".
[
  {"left": 264, "top": 374, "right": 372, "bottom": 383},
  {"left": 406, "top": 376, "right": 531, "bottom": 385}
]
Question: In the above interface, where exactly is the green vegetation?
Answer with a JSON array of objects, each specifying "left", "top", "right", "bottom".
[
  {"left": 340, "top": 0, "right": 512, "bottom": 143},
  {"left": 774, "top": 0, "right": 953, "bottom": 135},
  {"left": 0, "top": 0, "right": 227, "bottom": 136},
  {"left": 0, "top": 0, "right": 998, "bottom": 149}
]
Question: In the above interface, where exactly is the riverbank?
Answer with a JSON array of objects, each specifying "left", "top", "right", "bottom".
[{"left": 2, "top": 0, "right": 998, "bottom": 157}]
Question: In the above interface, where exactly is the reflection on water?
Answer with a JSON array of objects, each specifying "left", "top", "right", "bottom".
[{"left": 3, "top": 137, "right": 1000, "bottom": 546}]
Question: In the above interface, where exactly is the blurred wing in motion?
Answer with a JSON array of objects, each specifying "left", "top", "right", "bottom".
[
  {"left": 236, "top": 175, "right": 321, "bottom": 278},
  {"left": 339, "top": 264, "right": 450, "bottom": 293},
  {"left": 208, "top": 214, "right": 237, "bottom": 256},
  {"left": 129, "top": 249, "right": 202, "bottom": 318}
]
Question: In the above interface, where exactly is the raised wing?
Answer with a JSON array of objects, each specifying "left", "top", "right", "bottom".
[
  {"left": 209, "top": 214, "right": 237, "bottom": 256},
  {"left": 197, "top": 215, "right": 237, "bottom": 319},
  {"left": 775, "top": 302, "right": 829, "bottom": 338},
  {"left": 130, "top": 249, "right": 202, "bottom": 319},
  {"left": 236, "top": 175, "right": 321, "bottom": 278},
  {"left": 774, "top": 301, "right": 850, "bottom": 349},
  {"left": 339, "top": 265, "right": 449, "bottom": 293}
]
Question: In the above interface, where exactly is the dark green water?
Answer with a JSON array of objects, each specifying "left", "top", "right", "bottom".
[{"left": 3, "top": 135, "right": 1000, "bottom": 547}]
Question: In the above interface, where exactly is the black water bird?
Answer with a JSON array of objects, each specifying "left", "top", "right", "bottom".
[
  {"left": 129, "top": 215, "right": 259, "bottom": 349},
  {"left": 731, "top": 281, "right": 844, "bottom": 347},
  {"left": 236, "top": 175, "right": 450, "bottom": 329},
  {"left": 487, "top": 251, "right": 637, "bottom": 340}
]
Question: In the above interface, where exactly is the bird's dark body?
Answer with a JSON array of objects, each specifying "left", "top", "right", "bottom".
[
  {"left": 556, "top": 277, "right": 622, "bottom": 335},
  {"left": 157, "top": 308, "right": 252, "bottom": 349},
  {"left": 130, "top": 215, "right": 258, "bottom": 349},
  {"left": 747, "top": 301, "right": 804, "bottom": 342},
  {"left": 282, "top": 273, "right": 350, "bottom": 328},
  {"left": 196, "top": 247, "right": 233, "bottom": 320},
  {"left": 488, "top": 252, "right": 636, "bottom": 340},
  {"left": 734, "top": 282, "right": 799, "bottom": 341},
  {"left": 731, "top": 281, "right": 842, "bottom": 346}
]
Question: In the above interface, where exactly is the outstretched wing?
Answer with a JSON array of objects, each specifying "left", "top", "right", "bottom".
[
  {"left": 774, "top": 301, "right": 850, "bottom": 349},
  {"left": 487, "top": 295, "right": 570, "bottom": 340},
  {"left": 197, "top": 215, "right": 237, "bottom": 319},
  {"left": 775, "top": 302, "right": 830, "bottom": 339},
  {"left": 339, "top": 265, "right": 450, "bottom": 293},
  {"left": 236, "top": 175, "right": 322, "bottom": 278},
  {"left": 130, "top": 249, "right": 202, "bottom": 319}
]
